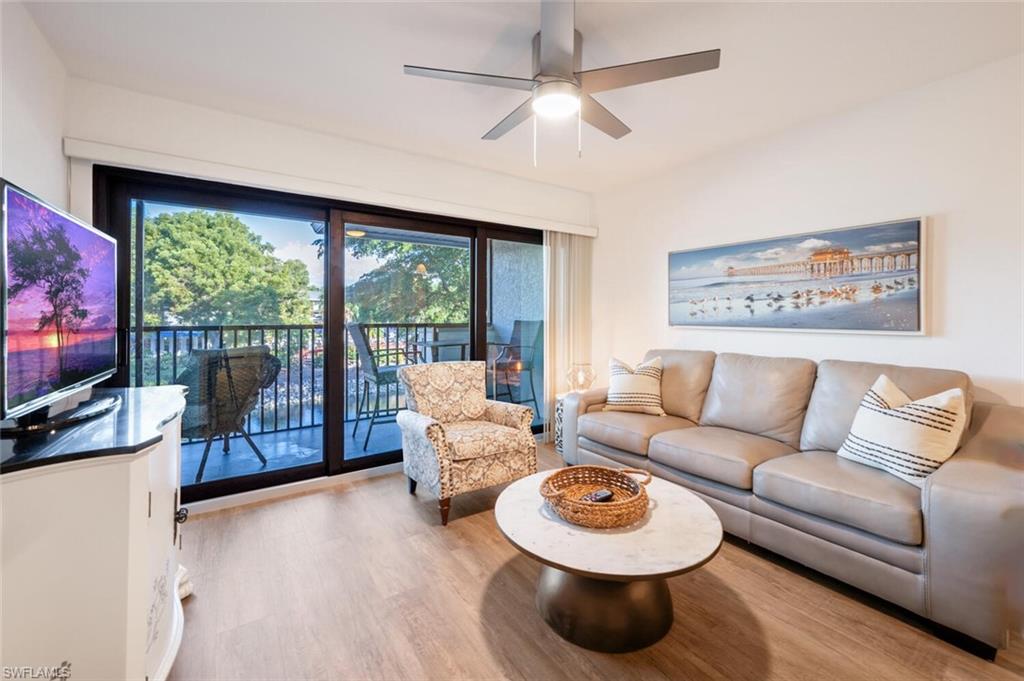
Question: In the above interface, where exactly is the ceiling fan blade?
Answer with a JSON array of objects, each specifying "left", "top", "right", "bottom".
[
  {"left": 404, "top": 65, "right": 537, "bottom": 91},
  {"left": 539, "top": 0, "right": 575, "bottom": 77},
  {"left": 581, "top": 95, "right": 631, "bottom": 139},
  {"left": 576, "top": 48, "right": 721, "bottom": 94},
  {"left": 482, "top": 99, "right": 534, "bottom": 140}
]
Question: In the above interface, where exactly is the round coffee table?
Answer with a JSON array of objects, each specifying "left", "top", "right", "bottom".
[{"left": 495, "top": 469, "right": 723, "bottom": 653}]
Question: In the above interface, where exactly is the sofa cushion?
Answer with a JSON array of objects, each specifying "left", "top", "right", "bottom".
[
  {"left": 577, "top": 438, "right": 650, "bottom": 469},
  {"left": 643, "top": 349, "right": 716, "bottom": 422},
  {"left": 699, "top": 353, "right": 817, "bottom": 449},
  {"left": 577, "top": 411, "right": 694, "bottom": 456},
  {"left": 649, "top": 426, "right": 796, "bottom": 490},
  {"left": 442, "top": 421, "right": 534, "bottom": 461},
  {"left": 753, "top": 451, "right": 922, "bottom": 545},
  {"left": 801, "top": 359, "right": 974, "bottom": 452}
]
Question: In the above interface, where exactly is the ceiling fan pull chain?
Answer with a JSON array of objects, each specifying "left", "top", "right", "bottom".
[
  {"left": 533, "top": 116, "right": 538, "bottom": 167},
  {"left": 577, "top": 106, "right": 582, "bottom": 158}
]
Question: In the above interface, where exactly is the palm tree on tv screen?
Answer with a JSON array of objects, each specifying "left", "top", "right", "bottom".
[{"left": 7, "top": 218, "right": 90, "bottom": 371}]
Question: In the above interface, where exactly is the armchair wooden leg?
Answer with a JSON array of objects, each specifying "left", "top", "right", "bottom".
[
  {"left": 408, "top": 477, "right": 417, "bottom": 495},
  {"left": 439, "top": 498, "right": 451, "bottom": 526}
]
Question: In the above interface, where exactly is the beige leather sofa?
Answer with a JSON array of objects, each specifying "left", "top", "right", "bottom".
[{"left": 561, "top": 350, "right": 1023, "bottom": 651}]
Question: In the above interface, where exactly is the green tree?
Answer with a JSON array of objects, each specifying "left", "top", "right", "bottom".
[
  {"left": 144, "top": 210, "right": 312, "bottom": 325},
  {"left": 345, "top": 239, "right": 469, "bottom": 323},
  {"left": 8, "top": 217, "right": 90, "bottom": 369}
]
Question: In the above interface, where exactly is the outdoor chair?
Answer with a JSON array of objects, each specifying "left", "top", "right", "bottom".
[
  {"left": 397, "top": 361, "right": 537, "bottom": 525},
  {"left": 491, "top": 320, "right": 542, "bottom": 414},
  {"left": 348, "top": 322, "right": 419, "bottom": 449},
  {"left": 176, "top": 345, "right": 282, "bottom": 483}
]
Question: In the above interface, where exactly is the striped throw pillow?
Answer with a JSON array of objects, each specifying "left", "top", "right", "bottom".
[
  {"left": 837, "top": 374, "right": 966, "bottom": 488},
  {"left": 604, "top": 357, "right": 666, "bottom": 416}
]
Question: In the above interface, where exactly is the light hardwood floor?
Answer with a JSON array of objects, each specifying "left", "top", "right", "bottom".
[{"left": 169, "top": 444, "right": 1023, "bottom": 681}]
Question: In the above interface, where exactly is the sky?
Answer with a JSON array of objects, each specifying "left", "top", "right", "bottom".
[
  {"left": 144, "top": 202, "right": 382, "bottom": 287},
  {"left": 668, "top": 220, "right": 920, "bottom": 281},
  {"left": 5, "top": 187, "right": 116, "bottom": 341}
]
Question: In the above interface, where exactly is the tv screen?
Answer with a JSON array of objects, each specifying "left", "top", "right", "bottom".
[{"left": 2, "top": 182, "right": 117, "bottom": 420}]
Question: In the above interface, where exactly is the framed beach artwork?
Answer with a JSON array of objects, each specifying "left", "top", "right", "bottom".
[{"left": 668, "top": 219, "right": 925, "bottom": 334}]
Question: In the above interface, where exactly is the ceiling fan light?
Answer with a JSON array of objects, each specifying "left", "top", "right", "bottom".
[{"left": 531, "top": 80, "right": 580, "bottom": 119}]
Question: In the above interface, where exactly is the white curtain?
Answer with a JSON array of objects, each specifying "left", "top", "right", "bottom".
[{"left": 543, "top": 230, "right": 593, "bottom": 441}]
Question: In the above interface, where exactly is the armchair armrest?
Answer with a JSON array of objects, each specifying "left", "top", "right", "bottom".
[
  {"left": 561, "top": 387, "right": 609, "bottom": 465},
  {"left": 396, "top": 410, "right": 452, "bottom": 496},
  {"left": 923, "top": 402, "right": 1024, "bottom": 647},
  {"left": 484, "top": 399, "right": 534, "bottom": 430}
]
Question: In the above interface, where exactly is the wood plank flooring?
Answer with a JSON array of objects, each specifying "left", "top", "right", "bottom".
[{"left": 169, "top": 444, "right": 1023, "bottom": 681}]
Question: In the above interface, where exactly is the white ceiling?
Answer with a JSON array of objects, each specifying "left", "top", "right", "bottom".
[{"left": 27, "top": 2, "right": 1024, "bottom": 193}]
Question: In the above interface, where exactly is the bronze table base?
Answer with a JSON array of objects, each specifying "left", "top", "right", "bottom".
[{"left": 535, "top": 565, "right": 673, "bottom": 653}]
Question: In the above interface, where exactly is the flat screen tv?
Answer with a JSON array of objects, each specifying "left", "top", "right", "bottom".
[{"left": 1, "top": 180, "right": 117, "bottom": 420}]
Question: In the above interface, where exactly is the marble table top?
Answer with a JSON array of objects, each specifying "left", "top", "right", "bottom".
[
  {"left": 495, "top": 469, "right": 723, "bottom": 581},
  {"left": 1, "top": 386, "right": 187, "bottom": 474}
]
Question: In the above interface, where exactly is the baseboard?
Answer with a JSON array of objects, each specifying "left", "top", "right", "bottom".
[{"left": 186, "top": 462, "right": 404, "bottom": 515}]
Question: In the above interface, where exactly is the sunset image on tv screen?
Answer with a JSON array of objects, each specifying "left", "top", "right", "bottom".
[{"left": 4, "top": 185, "right": 116, "bottom": 416}]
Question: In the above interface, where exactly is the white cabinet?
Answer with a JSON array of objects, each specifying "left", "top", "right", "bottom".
[{"left": 1, "top": 387, "right": 187, "bottom": 681}]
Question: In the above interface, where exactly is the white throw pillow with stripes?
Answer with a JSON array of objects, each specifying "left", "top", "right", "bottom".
[
  {"left": 837, "top": 374, "right": 966, "bottom": 488},
  {"left": 604, "top": 356, "right": 666, "bottom": 416}
]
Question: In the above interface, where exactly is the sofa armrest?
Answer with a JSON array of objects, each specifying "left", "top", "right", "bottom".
[
  {"left": 561, "top": 387, "right": 609, "bottom": 465},
  {"left": 484, "top": 399, "right": 534, "bottom": 431},
  {"left": 397, "top": 410, "right": 452, "bottom": 496},
  {"left": 923, "top": 402, "right": 1024, "bottom": 647}
]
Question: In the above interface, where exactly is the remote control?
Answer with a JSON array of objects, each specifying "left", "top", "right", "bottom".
[{"left": 581, "top": 489, "right": 614, "bottom": 503}]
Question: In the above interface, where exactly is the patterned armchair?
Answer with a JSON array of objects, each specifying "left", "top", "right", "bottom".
[{"left": 397, "top": 361, "right": 538, "bottom": 525}]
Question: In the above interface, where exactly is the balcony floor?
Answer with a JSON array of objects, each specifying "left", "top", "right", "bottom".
[{"left": 180, "top": 419, "right": 403, "bottom": 485}]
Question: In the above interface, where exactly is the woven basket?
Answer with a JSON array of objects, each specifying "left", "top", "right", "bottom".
[{"left": 539, "top": 465, "right": 652, "bottom": 529}]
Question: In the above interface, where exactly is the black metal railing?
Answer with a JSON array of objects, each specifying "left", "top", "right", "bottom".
[
  {"left": 347, "top": 322, "right": 469, "bottom": 419},
  {"left": 131, "top": 322, "right": 470, "bottom": 438}
]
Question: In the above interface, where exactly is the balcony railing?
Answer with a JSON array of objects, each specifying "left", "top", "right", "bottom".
[{"left": 130, "top": 322, "right": 469, "bottom": 438}]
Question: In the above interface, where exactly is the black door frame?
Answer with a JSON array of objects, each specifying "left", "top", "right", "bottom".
[{"left": 93, "top": 165, "right": 543, "bottom": 501}]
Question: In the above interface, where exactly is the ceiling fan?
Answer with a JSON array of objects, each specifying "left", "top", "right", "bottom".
[{"left": 403, "top": 1, "right": 721, "bottom": 142}]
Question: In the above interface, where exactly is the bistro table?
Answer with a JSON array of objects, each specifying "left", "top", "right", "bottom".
[
  {"left": 406, "top": 339, "right": 507, "bottom": 363},
  {"left": 407, "top": 338, "right": 471, "bottom": 361}
]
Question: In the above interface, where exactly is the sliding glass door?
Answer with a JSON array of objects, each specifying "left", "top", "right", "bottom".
[
  {"left": 484, "top": 233, "right": 546, "bottom": 427},
  {"left": 340, "top": 216, "right": 472, "bottom": 461},
  {"left": 96, "top": 166, "right": 543, "bottom": 501},
  {"left": 124, "top": 191, "right": 328, "bottom": 498}
]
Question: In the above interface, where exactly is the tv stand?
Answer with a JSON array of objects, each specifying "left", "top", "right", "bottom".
[
  {"left": 2, "top": 395, "right": 122, "bottom": 437},
  {"left": 1, "top": 386, "right": 189, "bottom": 681}
]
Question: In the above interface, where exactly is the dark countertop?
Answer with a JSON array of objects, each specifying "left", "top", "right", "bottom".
[{"left": 1, "top": 386, "right": 187, "bottom": 475}]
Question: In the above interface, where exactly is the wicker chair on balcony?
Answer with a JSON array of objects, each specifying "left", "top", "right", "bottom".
[
  {"left": 397, "top": 361, "right": 537, "bottom": 525},
  {"left": 176, "top": 346, "right": 282, "bottom": 483},
  {"left": 492, "top": 320, "right": 542, "bottom": 413},
  {"left": 348, "top": 322, "right": 420, "bottom": 449}
]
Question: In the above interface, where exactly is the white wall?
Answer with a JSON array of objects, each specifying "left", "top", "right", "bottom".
[
  {"left": 592, "top": 55, "right": 1024, "bottom": 406},
  {"left": 1, "top": 2, "right": 67, "bottom": 209},
  {"left": 62, "top": 78, "right": 593, "bottom": 234}
]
